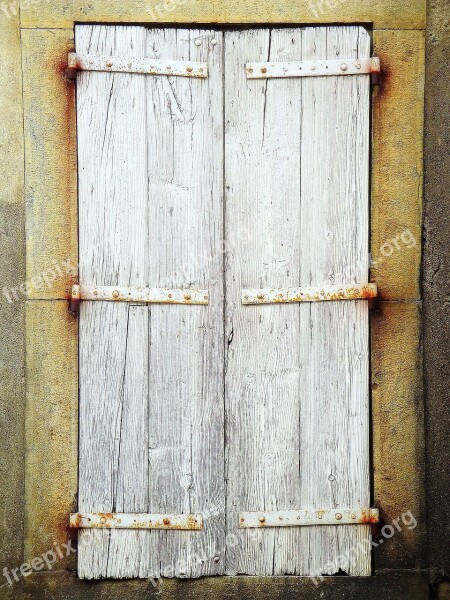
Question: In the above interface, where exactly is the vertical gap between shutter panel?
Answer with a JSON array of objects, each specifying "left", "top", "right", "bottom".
[
  {"left": 329, "top": 24, "right": 340, "bottom": 574},
  {"left": 103, "top": 25, "right": 113, "bottom": 577},
  {"left": 74, "top": 22, "right": 82, "bottom": 575},
  {"left": 222, "top": 29, "right": 227, "bottom": 574},
  {"left": 367, "top": 26, "right": 375, "bottom": 578},
  {"left": 144, "top": 24, "right": 152, "bottom": 578},
  {"left": 267, "top": 29, "right": 276, "bottom": 577},
  {"left": 297, "top": 26, "right": 303, "bottom": 575},
  {"left": 145, "top": 27, "right": 152, "bottom": 578}
]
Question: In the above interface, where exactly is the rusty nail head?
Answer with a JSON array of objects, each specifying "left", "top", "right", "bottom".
[
  {"left": 186, "top": 66, "right": 193, "bottom": 72},
  {"left": 355, "top": 62, "right": 361, "bottom": 69},
  {"left": 106, "top": 60, "right": 113, "bottom": 68},
  {"left": 261, "top": 67, "right": 267, "bottom": 73},
  {"left": 259, "top": 516, "right": 266, "bottom": 523},
  {"left": 100, "top": 517, "right": 107, "bottom": 524},
  {"left": 163, "top": 518, "right": 170, "bottom": 525},
  {"left": 335, "top": 513, "right": 342, "bottom": 520},
  {"left": 340, "top": 63, "right": 348, "bottom": 71},
  {"left": 112, "top": 290, "right": 119, "bottom": 298},
  {"left": 184, "top": 293, "right": 191, "bottom": 300}
]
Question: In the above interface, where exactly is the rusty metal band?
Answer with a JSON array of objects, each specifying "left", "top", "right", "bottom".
[
  {"left": 70, "top": 513, "right": 203, "bottom": 530},
  {"left": 246, "top": 57, "right": 380, "bottom": 79},
  {"left": 71, "top": 285, "right": 209, "bottom": 307},
  {"left": 242, "top": 283, "right": 377, "bottom": 305},
  {"left": 68, "top": 53, "right": 208, "bottom": 78},
  {"left": 239, "top": 508, "right": 379, "bottom": 528}
]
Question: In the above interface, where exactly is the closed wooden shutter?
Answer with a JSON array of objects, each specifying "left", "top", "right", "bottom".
[
  {"left": 224, "top": 27, "right": 371, "bottom": 577},
  {"left": 74, "top": 24, "right": 374, "bottom": 579}
]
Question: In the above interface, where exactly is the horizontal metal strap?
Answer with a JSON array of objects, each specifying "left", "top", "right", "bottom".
[
  {"left": 246, "top": 57, "right": 380, "bottom": 79},
  {"left": 242, "top": 283, "right": 377, "bottom": 305},
  {"left": 68, "top": 53, "right": 208, "bottom": 78},
  {"left": 240, "top": 508, "right": 379, "bottom": 528},
  {"left": 70, "top": 513, "right": 203, "bottom": 530},
  {"left": 71, "top": 285, "right": 208, "bottom": 306}
]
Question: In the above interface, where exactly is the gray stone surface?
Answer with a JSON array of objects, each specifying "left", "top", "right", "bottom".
[
  {"left": 0, "top": 206, "right": 26, "bottom": 600},
  {"left": 424, "top": 0, "right": 450, "bottom": 588},
  {"left": 22, "top": 570, "right": 430, "bottom": 600},
  {"left": 0, "top": 13, "right": 26, "bottom": 598}
]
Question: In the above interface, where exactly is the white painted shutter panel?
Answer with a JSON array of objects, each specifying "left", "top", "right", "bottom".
[
  {"left": 76, "top": 25, "right": 225, "bottom": 579},
  {"left": 224, "top": 26, "right": 372, "bottom": 576},
  {"left": 75, "top": 24, "right": 372, "bottom": 579}
]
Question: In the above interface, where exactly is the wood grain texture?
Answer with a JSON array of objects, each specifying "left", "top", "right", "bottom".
[
  {"left": 142, "top": 27, "right": 225, "bottom": 579},
  {"left": 224, "top": 26, "right": 371, "bottom": 576},
  {"left": 298, "top": 26, "right": 371, "bottom": 577},
  {"left": 224, "top": 28, "right": 304, "bottom": 575},
  {"left": 77, "top": 25, "right": 371, "bottom": 579},
  {"left": 77, "top": 24, "right": 148, "bottom": 579},
  {"left": 76, "top": 25, "right": 224, "bottom": 578}
]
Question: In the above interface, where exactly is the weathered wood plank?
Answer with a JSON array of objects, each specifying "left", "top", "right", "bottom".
[
  {"left": 106, "top": 305, "right": 150, "bottom": 578},
  {"left": 298, "top": 26, "right": 371, "bottom": 577},
  {"left": 76, "top": 24, "right": 149, "bottom": 579},
  {"left": 224, "top": 28, "right": 304, "bottom": 575},
  {"left": 142, "top": 28, "right": 225, "bottom": 578}
]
